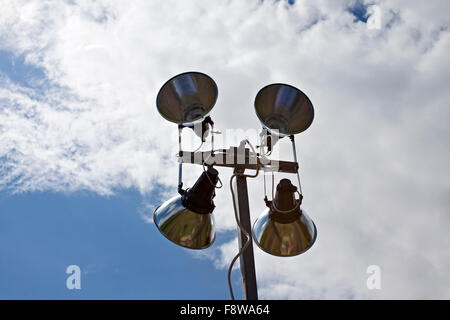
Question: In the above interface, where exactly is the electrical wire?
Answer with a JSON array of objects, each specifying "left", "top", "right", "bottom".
[
  {"left": 271, "top": 190, "right": 302, "bottom": 213},
  {"left": 227, "top": 174, "right": 250, "bottom": 300},
  {"left": 192, "top": 141, "right": 204, "bottom": 153},
  {"left": 227, "top": 139, "right": 259, "bottom": 300},
  {"left": 243, "top": 139, "right": 259, "bottom": 178},
  {"left": 202, "top": 153, "right": 223, "bottom": 189}
]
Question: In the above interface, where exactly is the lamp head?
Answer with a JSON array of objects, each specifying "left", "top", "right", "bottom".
[
  {"left": 156, "top": 71, "right": 218, "bottom": 125},
  {"left": 153, "top": 167, "right": 219, "bottom": 249},
  {"left": 254, "top": 84, "right": 314, "bottom": 137},
  {"left": 252, "top": 179, "right": 317, "bottom": 257}
]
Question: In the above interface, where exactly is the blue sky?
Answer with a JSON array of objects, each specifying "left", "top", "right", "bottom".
[
  {"left": 0, "top": 50, "right": 45, "bottom": 87},
  {"left": 0, "top": 0, "right": 449, "bottom": 299},
  {"left": 0, "top": 189, "right": 235, "bottom": 299}
]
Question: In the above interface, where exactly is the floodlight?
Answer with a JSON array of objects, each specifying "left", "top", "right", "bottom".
[
  {"left": 156, "top": 71, "right": 218, "bottom": 125},
  {"left": 153, "top": 166, "right": 219, "bottom": 249},
  {"left": 252, "top": 179, "right": 316, "bottom": 257},
  {"left": 254, "top": 83, "right": 314, "bottom": 136}
]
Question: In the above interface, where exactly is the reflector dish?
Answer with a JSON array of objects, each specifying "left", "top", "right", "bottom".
[
  {"left": 254, "top": 84, "right": 314, "bottom": 136},
  {"left": 252, "top": 178, "right": 317, "bottom": 257},
  {"left": 153, "top": 166, "right": 219, "bottom": 250},
  {"left": 252, "top": 208, "right": 316, "bottom": 257},
  {"left": 156, "top": 71, "right": 218, "bottom": 125},
  {"left": 153, "top": 195, "right": 216, "bottom": 249}
]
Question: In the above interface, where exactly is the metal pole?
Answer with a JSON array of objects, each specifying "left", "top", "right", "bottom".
[
  {"left": 289, "top": 135, "right": 302, "bottom": 194},
  {"left": 234, "top": 174, "right": 258, "bottom": 300}
]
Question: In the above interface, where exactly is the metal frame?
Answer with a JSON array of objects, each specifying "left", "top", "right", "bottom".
[
  {"left": 179, "top": 145, "right": 299, "bottom": 300},
  {"left": 156, "top": 72, "right": 314, "bottom": 301}
]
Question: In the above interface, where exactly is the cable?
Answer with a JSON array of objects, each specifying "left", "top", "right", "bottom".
[
  {"left": 192, "top": 141, "right": 204, "bottom": 153},
  {"left": 243, "top": 139, "right": 259, "bottom": 178},
  {"left": 202, "top": 153, "right": 223, "bottom": 189},
  {"left": 227, "top": 174, "right": 250, "bottom": 300},
  {"left": 227, "top": 139, "right": 259, "bottom": 300},
  {"left": 271, "top": 190, "right": 302, "bottom": 213}
]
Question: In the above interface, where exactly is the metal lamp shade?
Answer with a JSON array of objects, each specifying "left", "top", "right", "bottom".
[
  {"left": 153, "top": 195, "right": 216, "bottom": 250},
  {"left": 156, "top": 71, "right": 218, "bottom": 125},
  {"left": 254, "top": 83, "right": 314, "bottom": 136},
  {"left": 252, "top": 208, "right": 317, "bottom": 257}
]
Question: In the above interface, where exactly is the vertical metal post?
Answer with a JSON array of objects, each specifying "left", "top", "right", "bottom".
[
  {"left": 177, "top": 126, "right": 183, "bottom": 193},
  {"left": 234, "top": 174, "right": 258, "bottom": 300},
  {"left": 289, "top": 135, "right": 302, "bottom": 194}
]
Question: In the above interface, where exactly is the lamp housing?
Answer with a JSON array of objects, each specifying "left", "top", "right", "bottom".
[
  {"left": 153, "top": 167, "right": 219, "bottom": 249},
  {"left": 252, "top": 179, "right": 317, "bottom": 257}
]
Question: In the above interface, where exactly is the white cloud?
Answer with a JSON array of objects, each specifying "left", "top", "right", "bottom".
[{"left": 0, "top": 0, "right": 449, "bottom": 298}]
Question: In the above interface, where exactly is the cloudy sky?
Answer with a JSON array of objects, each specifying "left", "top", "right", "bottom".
[{"left": 0, "top": 0, "right": 449, "bottom": 299}]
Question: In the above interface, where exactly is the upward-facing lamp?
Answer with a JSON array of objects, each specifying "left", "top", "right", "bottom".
[
  {"left": 156, "top": 71, "right": 218, "bottom": 142},
  {"left": 255, "top": 83, "right": 314, "bottom": 137}
]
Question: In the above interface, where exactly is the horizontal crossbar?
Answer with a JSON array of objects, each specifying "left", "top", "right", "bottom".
[{"left": 179, "top": 147, "right": 299, "bottom": 174}]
